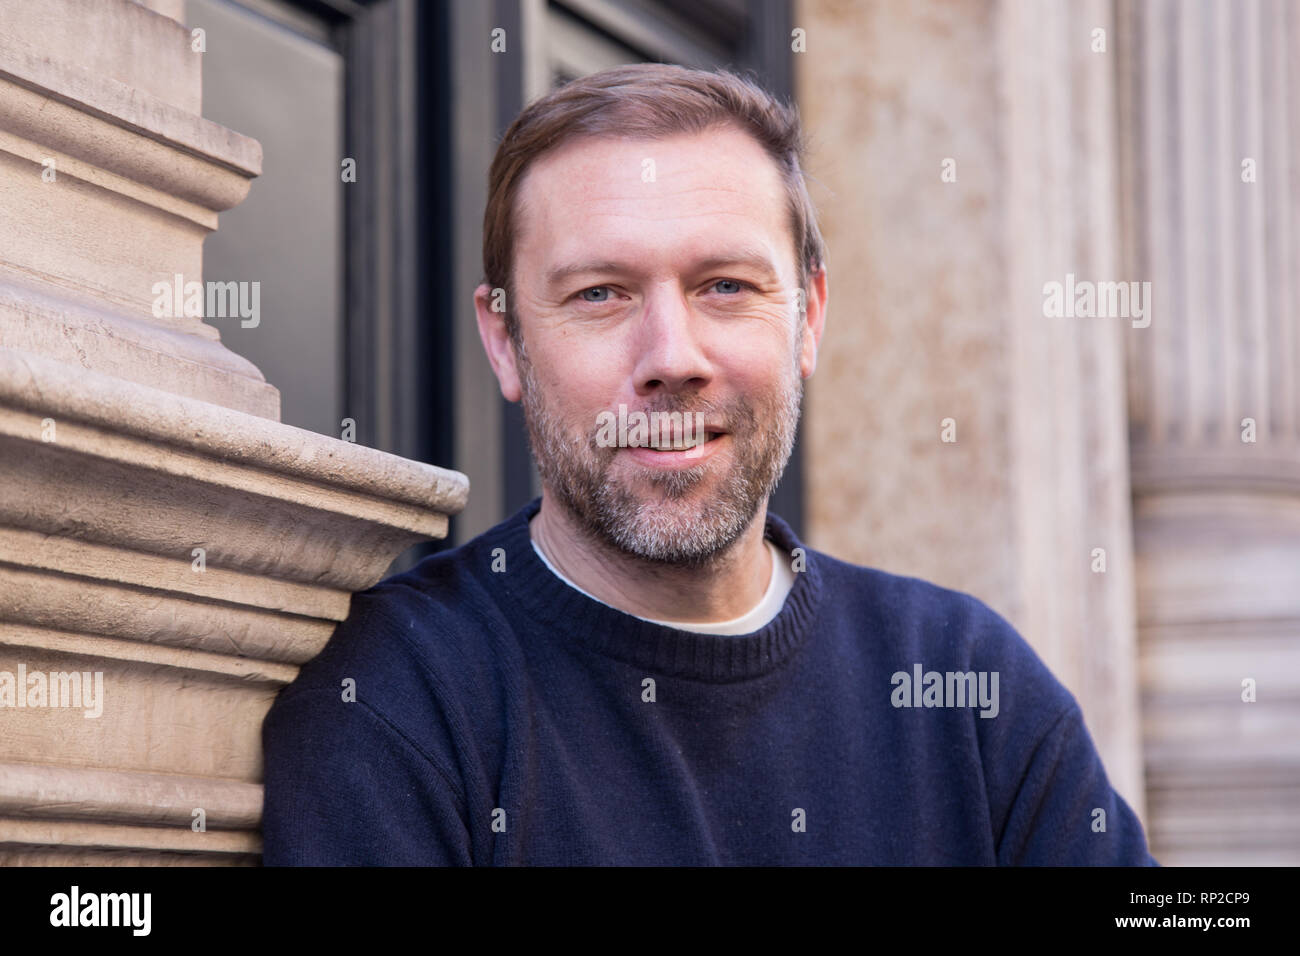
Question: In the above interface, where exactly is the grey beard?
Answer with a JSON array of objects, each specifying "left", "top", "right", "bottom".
[{"left": 515, "top": 335, "right": 804, "bottom": 569}]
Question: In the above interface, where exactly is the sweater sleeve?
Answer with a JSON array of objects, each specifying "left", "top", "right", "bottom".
[
  {"left": 261, "top": 686, "right": 473, "bottom": 866},
  {"left": 995, "top": 701, "right": 1158, "bottom": 866}
]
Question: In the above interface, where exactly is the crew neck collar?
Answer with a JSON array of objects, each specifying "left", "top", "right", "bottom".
[
  {"left": 492, "top": 497, "right": 823, "bottom": 682},
  {"left": 530, "top": 525, "right": 788, "bottom": 631}
]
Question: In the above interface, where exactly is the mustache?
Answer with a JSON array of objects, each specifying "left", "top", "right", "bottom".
[{"left": 585, "top": 398, "right": 752, "bottom": 452}]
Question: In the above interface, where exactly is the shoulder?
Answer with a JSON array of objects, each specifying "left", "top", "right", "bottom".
[
  {"left": 811, "top": 551, "right": 1045, "bottom": 662},
  {"left": 765, "top": 504, "right": 1073, "bottom": 714},
  {"left": 808, "top": 548, "right": 1077, "bottom": 724},
  {"left": 265, "top": 532, "right": 518, "bottom": 762}
]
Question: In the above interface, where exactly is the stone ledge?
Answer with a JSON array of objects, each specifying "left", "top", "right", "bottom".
[
  {"left": 0, "top": 621, "right": 301, "bottom": 685},
  {"left": 0, "top": 268, "right": 280, "bottom": 419},
  {"left": 0, "top": 818, "right": 259, "bottom": 856},
  {"left": 0, "top": 761, "right": 261, "bottom": 829},
  {"left": 1130, "top": 444, "right": 1300, "bottom": 495},
  {"left": 0, "top": 32, "right": 259, "bottom": 181},
  {"left": 0, "top": 567, "right": 334, "bottom": 668},
  {"left": 0, "top": 349, "right": 469, "bottom": 518}
]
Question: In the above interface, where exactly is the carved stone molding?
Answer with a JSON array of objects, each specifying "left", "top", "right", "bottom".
[
  {"left": 0, "top": 0, "right": 469, "bottom": 864},
  {"left": 0, "top": 350, "right": 467, "bottom": 862}
]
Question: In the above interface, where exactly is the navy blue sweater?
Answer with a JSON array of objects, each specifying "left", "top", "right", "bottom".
[{"left": 261, "top": 497, "right": 1157, "bottom": 865}]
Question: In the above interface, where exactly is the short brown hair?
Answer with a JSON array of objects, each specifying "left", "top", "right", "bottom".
[{"left": 482, "top": 63, "right": 825, "bottom": 346}]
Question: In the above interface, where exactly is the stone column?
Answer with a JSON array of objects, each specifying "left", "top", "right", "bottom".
[
  {"left": 0, "top": 0, "right": 467, "bottom": 863},
  {"left": 795, "top": 0, "right": 1146, "bottom": 813},
  {"left": 1118, "top": 0, "right": 1300, "bottom": 865}
]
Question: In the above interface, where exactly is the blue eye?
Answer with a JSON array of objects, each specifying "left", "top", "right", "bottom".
[
  {"left": 579, "top": 287, "right": 610, "bottom": 302},
  {"left": 713, "top": 279, "right": 745, "bottom": 294}
]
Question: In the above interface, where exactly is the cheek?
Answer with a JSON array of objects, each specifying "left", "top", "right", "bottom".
[
  {"left": 715, "top": 329, "right": 799, "bottom": 387},
  {"left": 708, "top": 304, "right": 796, "bottom": 355},
  {"left": 533, "top": 336, "right": 627, "bottom": 398},
  {"left": 532, "top": 361, "right": 617, "bottom": 429}
]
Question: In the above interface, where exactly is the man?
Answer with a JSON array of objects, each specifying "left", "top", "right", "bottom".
[{"left": 261, "top": 63, "right": 1157, "bottom": 866}]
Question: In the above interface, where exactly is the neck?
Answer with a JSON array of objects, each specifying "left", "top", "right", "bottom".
[{"left": 529, "top": 492, "right": 773, "bottom": 623}]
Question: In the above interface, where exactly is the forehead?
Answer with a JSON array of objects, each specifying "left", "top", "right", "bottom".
[{"left": 513, "top": 125, "right": 792, "bottom": 271}]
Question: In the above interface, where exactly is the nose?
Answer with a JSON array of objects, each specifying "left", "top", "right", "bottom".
[{"left": 630, "top": 284, "right": 714, "bottom": 397}]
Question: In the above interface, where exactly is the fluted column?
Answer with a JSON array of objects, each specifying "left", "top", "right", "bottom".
[{"left": 1118, "top": 0, "right": 1300, "bottom": 864}]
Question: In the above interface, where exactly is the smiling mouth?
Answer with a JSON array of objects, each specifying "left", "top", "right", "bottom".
[{"left": 642, "top": 430, "right": 725, "bottom": 451}]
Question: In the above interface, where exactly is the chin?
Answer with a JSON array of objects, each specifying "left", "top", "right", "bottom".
[{"left": 623, "top": 473, "right": 714, "bottom": 507}]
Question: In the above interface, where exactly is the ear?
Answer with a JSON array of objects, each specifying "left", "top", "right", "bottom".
[
  {"left": 798, "top": 263, "right": 828, "bottom": 379},
  {"left": 474, "top": 282, "right": 523, "bottom": 402}
]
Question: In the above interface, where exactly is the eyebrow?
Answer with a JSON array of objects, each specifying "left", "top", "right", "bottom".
[{"left": 544, "top": 250, "right": 781, "bottom": 289}]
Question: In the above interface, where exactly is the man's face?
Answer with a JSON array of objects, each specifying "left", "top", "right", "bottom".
[{"left": 489, "top": 124, "right": 821, "bottom": 567}]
